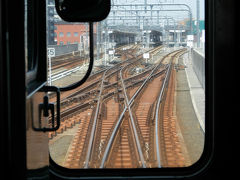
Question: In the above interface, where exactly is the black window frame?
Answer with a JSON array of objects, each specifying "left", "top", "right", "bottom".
[
  {"left": 0, "top": 0, "right": 237, "bottom": 179},
  {"left": 26, "top": 0, "right": 47, "bottom": 97},
  {"left": 48, "top": 0, "right": 215, "bottom": 179}
]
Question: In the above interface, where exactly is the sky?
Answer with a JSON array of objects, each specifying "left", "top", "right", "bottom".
[{"left": 171, "top": 0, "right": 205, "bottom": 19}]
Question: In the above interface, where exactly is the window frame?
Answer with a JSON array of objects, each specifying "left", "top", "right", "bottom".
[
  {"left": 25, "top": 0, "right": 47, "bottom": 97},
  {"left": 67, "top": 32, "right": 71, "bottom": 37},
  {"left": 74, "top": 32, "right": 79, "bottom": 37},
  {"left": 59, "top": 32, "right": 64, "bottom": 37},
  {"left": 49, "top": 0, "right": 215, "bottom": 179}
]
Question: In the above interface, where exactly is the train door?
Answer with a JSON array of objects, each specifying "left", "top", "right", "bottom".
[
  {"left": 24, "top": 0, "right": 57, "bottom": 178},
  {"left": 0, "top": 0, "right": 109, "bottom": 179},
  {"left": 24, "top": 1, "right": 110, "bottom": 179},
  {"left": 1, "top": 0, "right": 29, "bottom": 178}
]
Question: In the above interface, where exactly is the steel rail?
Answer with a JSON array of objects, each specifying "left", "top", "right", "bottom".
[
  {"left": 56, "top": 46, "right": 163, "bottom": 168},
  {"left": 100, "top": 58, "right": 164, "bottom": 168},
  {"left": 154, "top": 48, "right": 187, "bottom": 168},
  {"left": 83, "top": 47, "right": 139, "bottom": 168},
  {"left": 59, "top": 47, "right": 154, "bottom": 114},
  {"left": 120, "top": 66, "right": 146, "bottom": 168},
  {"left": 83, "top": 61, "right": 121, "bottom": 168},
  {"left": 100, "top": 48, "right": 185, "bottom": 168},
  {"left": 155, "top": 63, "right": 171, "bottom": 168},
  {"left": 83, "top": 69, "right": 107, "bottom": 168},
  {"left": 60, "top": 46, "right": 167, "bottom": 114}
]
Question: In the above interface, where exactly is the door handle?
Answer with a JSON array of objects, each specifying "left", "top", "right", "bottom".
[{"left": 33, "top": 86, "right": 60, "bottom": 132}]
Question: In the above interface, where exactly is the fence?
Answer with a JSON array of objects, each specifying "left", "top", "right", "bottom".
[
  {"left": 192, "top": 48, "right": 205, "bottom": 90},
  {"left": 48, "top": 44, "right": 78, "bottom": 56}
]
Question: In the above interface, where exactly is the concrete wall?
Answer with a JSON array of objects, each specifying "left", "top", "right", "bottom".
[
  {"left": 48, "top": 44, "right": 78, "bottom": 56},
  {"left": 192, "top": 48, "right": 205, "bottom": 90}
]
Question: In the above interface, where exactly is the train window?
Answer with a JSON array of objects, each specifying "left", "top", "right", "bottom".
[{"left": 49, "top": 0, "right": 206, "bottom": 174}]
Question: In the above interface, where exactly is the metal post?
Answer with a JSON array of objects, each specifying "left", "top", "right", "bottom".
[
  {"left": 97, "top": 22, "right": 100, "bottom": 61},
  {"left": 196, "top": 0, "right": 200, "bottom": 47},
  {"left": 150, "top": 5, "right": 153, "bottom": 21},
  {"left": 48, "top": 56, "right": 52, "bottom": 86},
  {"left": 104, "top": 24, "right": 107, "bottom": 66},
  {"left": 111, "top": 4, "right": 193, "bottom": 34},
  {"left": 144, "top": 0, "right": 147, "bottom": 13},
  {"left": 180, "top": 30, "right": 182, "bottom": 46},
  {"left": 167, "top": 17, "right": 169, "bottom": 47},
  {"left": 173, "top": 19, "right": 176, "bottom": 44},
  {"left": 189, "top": 11, "right": 193, "bottom": 35}
]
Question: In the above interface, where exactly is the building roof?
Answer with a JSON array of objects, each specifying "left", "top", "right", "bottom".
[{"left": 54, "top": 21, "right": 86, "bottom": 25}]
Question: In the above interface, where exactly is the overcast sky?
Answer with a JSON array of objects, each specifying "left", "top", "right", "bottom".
[{"left": 171, "top": 0, "right": 205, "bottom": 19}]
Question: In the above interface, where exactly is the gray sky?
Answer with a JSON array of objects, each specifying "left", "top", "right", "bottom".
[{"left": 171, "top": 0, "right": 205, "bottom": 19}]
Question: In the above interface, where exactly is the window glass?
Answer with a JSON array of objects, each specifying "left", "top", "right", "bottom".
[
  {"left": 59, "top": 32, "right": 64, "bottom": 37},
  {"left": 49, "top": 0, "right": 205, "bottom": 169},
  {"left": 74, "top": 32, "right": 79, "bottom": 37},
  {"left": 46, "top": 0, "right": 91, "bottom": 88}
]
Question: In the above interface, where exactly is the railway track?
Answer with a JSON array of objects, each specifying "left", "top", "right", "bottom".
[
  {"left": 50, "top": 44, "right": 138, "bottom": 71},
  {"left": 49, "top": 46, "right": 188, "bottom": 168}
]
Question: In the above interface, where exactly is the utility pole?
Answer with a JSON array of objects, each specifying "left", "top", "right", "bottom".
[
  {"left": 145, "top": 0, "right": 147, "bottom": 13},
  {"left": 96, "top": 22, "right": 101, "bottom": 61},
  {"left": 196, "top": 0, "right": 200, "bottom": 47},
  {"left": 167, "top": 17, "right": 169, "bottom": 47},
  {"left": 104, "top": 21, "right": 107, "bottom": 66},
  {"left": 173, "top": 19, "right": 176, "bottom": 44}
]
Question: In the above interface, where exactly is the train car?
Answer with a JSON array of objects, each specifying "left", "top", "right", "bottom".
[
  {"left": 149, "top": 30, "right": 163, "bottom": 47},
  {"left": 109, "top": 30, "right": 136, "bottom": 47},
  {"left": 0, "top": 0, "right": 236, "bottom": 179},
  {"left": 143, "top": 30, "right": 163, "bottom": 48}
]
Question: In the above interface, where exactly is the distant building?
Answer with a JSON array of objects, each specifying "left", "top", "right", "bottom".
[
  {"left": 47, "top": 0, "right": 56, "bottom": 45},
  {"left": 54, "top": 22, "right": 97, "bottom": 47},
  {"left": 179, "top": 19, "right": 205, "bottom": 35},
  {"left": 54, "top": 22, "right": 87, "bottom": 45}
]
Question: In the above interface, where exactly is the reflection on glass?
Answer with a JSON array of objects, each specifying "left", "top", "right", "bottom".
[{"left": 48, "top": 0, "right": 205, "bottom": 169}]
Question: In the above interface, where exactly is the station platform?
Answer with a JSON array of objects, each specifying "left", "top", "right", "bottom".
[
  {"left": 175, "top": 48, "right": 205, "bottom": 164},
  {"left": 182, "top": 50, "right": 205, "bottom": 132}
]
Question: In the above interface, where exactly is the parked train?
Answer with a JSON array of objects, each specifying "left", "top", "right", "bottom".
[{"left": 142, "top": 30, "right": 163, "bottom": 47}]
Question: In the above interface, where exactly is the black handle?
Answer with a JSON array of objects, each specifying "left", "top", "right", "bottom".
[{"left": 33, "top": 86, "right": 60, "bottom": 132}]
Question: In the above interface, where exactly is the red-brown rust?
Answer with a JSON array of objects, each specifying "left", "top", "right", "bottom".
[
  {"left": 159, "top": 52, "right": 190, "bottom": 167},
  {"left": 89, "top": 97, "right": 120, "bottom": 168},
  {"left": 105, "top": 116, "right": 139, "bottom": 168}
]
